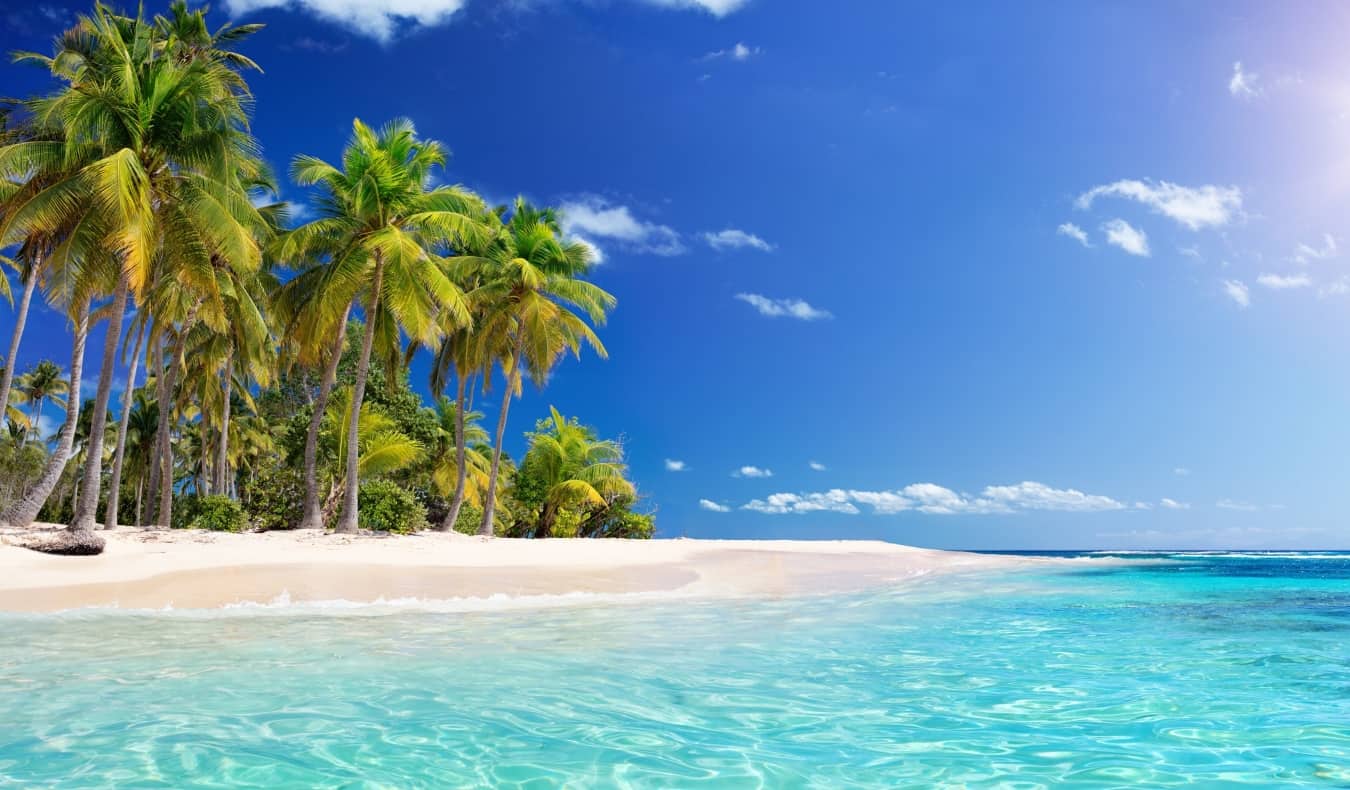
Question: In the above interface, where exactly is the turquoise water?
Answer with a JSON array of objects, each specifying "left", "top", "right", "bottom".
[{"left": 3, "top": 552, "right": 1350, "bottom": 787}]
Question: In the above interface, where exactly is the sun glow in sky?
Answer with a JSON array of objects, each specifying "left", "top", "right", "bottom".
[{"left": 5, "top": 0, "right": 1350, "bottom": 548}]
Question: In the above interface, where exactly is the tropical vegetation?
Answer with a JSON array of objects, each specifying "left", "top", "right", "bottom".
[{"left": 0, "top": 2, "right": 653, "bottom": 553}]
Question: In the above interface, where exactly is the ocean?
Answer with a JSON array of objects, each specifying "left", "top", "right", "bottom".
[{"left": 3, "top": 551, "right": 1349, "bottom": 787}]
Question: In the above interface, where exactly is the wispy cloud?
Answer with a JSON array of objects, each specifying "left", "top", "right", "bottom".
[
  {"left": 735, "top": 293, "right": 832, "bottom": 320},
  {"left": 698, "top": 499, "right": 731, "bottom": 512},
  {"left": 701, "top": 42, "right": 761, "bottom": 61},
  {"left": 1256, "top": 272, "right": 1311, "bottom": 290},
  {"left": 1077, "top": 179, "right": 1242, "bottom": 230},
  {"left": 1229, "top": 61, "right": 1259, "bottom": 99},
  {"left": 1293, "top": 234, "right": 1337, "bottom": 265},
  {"left": 1216, "top": 498, "right": 1260, "bottom": 512},
  {"left": 742, "top": 481, "right": 1126, "bottom": 516},
  {"left": 1160, "top": 498, "right": 1190, "bottom": 510},
  {"left": 1174, "top": 467, "right": 1191, "bottom": 476},
  {"left": 1102, "top": 218, "right": 1150, "bottom": 256},
  {"left": 1223, "top": 279, "right": 1251, "bottom": 308},
  {"left": 732, "top": 465, "right": 773, "bottom": 478},
  {"left": 664, "top": 459, "right": 687, "bottom": 472},
  {"left": 703, "top": 228, "right": 773, "bottom": 252},
  {"left": 1319, "top": 277, "right": 1350, "bottom": 298},
  {"left": 558, "top": 196, "right": 685, "bottom": 258},
  {"left": 1057, "top": 222, "right": 1090, "bottom": 247},
  {"left": 648, "top": 0, "right": 750, "bottom": 17},
  {"left": 809, "top": 461, "right": 826, "bottom": 471}
]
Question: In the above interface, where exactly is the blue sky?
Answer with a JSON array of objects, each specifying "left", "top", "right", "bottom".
[{"left": 5, "top": 0, "right": 1350, "bottom": 549}]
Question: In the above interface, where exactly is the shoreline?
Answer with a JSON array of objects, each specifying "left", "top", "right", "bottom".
[{"left": 0, "top": 526, "right": 1032, "bottom": 613}]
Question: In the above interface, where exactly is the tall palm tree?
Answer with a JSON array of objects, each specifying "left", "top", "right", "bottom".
[
  {"left": 317, "top": 386, "right": 424, "bottom": 522},
  {"left": 15, "top": 359, "right": 68, "bottom": 444},
  {"left": 519, "top": 406, "right": 635, "bottom": 538},
  {"left": 103, "top": 317, "right": 146, "bottom": 529},
  {"left": 277, "top": 118, "right": 485, "bottom": 532},
  {"left": 472, "top": 199, "right": 615, "bottom": 536}
]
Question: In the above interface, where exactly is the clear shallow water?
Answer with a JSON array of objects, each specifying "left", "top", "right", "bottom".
[{"left": 3, "top": 552, "right": 1350, "bottom": 787}]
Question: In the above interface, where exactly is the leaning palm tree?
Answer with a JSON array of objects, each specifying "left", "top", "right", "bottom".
[
  {"left": 277, "top": 118, "right": 485, "bottom": 532},
  {"left": 472, "top": 199, "right": 615, "bottom": 536},
  {"left": 428, "top": 395, "right": 491, "bottom": 530}
]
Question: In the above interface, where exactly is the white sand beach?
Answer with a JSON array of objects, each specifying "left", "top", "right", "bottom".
[{"left": 0, "top": 526, "right": 1027, "bottom": 612}]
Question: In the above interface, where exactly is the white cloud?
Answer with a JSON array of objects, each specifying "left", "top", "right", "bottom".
[
  {"left": 1077, "top": 179, "right": 1242, "bottom": 230},
  {"left": 1057, "top": 222, "right": 1090, "bottom": 247},
  {"left": 702, "top": 41, "right": 761, "bottom": 61},
  {"left": 664, "top": 459, "right": 687, "bottom": 472},
  {"left": 1217, "top": 498, "right": 1259, "bottom": 512},
  {"left": 1161, "top": 498, "right": 1191, "bottom": 510},
  {"left": 1229, "top": 61, "right": 1259, "bottom": 99},
  {"left": 1174, "top": 467, "right": 1191, "bottom": 476},
  {"left": 732, "top": 465, "right": 773, "bottom": 478},
  {"left": 1294, "top": 234, "right": 1337, "bottom": 264},
  {"left": 809, "top": 461, "right": 826, "bottom": 471},
  {"left": 646, "top": 0, "right": 750, "bottom": 16},
  {"left": 734, "top": 293, "right": 832, "bottom": 320},
  {"left": 1102, "top": 218, "right": 1150, "bottom": 256},
  {"left": 1223, "top": 279, "right": 1250, "bottom": 308},
  {"left": 1256, "top": 272, "right": 1311, "bottom": 289},
  {"left": 224, "top": 0, "right": 468, "bottom": 43},
  {"left": 570, "top": 234, "right": 606, "bottom": 265},
  {"left": 698, "top": 499, "right": 731, "bottom": 513},
  {"left": 1319, "top": 277, "right": 1350, "bottom": 298},
  {"left": 703, "top": 229, "right": 773, "bottom": 252},
  {"left": 558, "top": 196, "right": 685, "bottom": 258},
  {"left": 740, "top": 481, "right": 1126, "bottom": 516}
]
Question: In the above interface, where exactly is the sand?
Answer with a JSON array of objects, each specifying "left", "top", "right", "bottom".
[{"left": 0, "top": 525, "right": 1030, "bottom": 612}]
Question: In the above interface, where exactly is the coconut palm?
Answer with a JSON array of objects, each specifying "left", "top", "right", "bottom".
[
  {"left": 103, "top": 318, "right": 146, "bottom": 529},
  {"left": 471, "top": 199, "right": 615, "bottom": 536},
  {"left": 518, "top": 407, "right": 635, "bottom": 538},
  {"left": 15, "top": 360, "right": 68, "bottom": 443},
  {"left": 277, "top": 118, "right": 485, "bottom": 532},
  {"left": 316, "top": 386, "right": 424, "bottom": 523},
  {"left": 428, "top": 395, "right": 491, "bottom": 529}
]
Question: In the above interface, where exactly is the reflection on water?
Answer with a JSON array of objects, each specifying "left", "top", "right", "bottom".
[{"left": 3, "top": 552, "right": 1350, "bottom": 787}]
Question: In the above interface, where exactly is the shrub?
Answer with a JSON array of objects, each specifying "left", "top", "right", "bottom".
[
  {"left": 171, "top": 494, "right": 202, "bottom": 530},
  {"left": 358, "top": 479, "right": 427, "bottom": 534},
  {"left": 189, "top": 494, "right": 247, "bottom": 532},
  {"left": 242, "top": 464, "right": 305, "bottom": 530}
]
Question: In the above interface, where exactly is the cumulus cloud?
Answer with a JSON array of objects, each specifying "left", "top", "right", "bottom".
[
  {"left": 732, "top": 465, "right": 773, "bottom": 478},
  {"left": 734, "top": 293, "right": 832, "bottom": 320},
  {"left": 664, "top": 459, "right": 687, "bottom": 472},
  {"left": 698, "top": 499, "right": 731, "bottom": 513},
  {"left": 1102, "top": 218, "right": 1150, "bottom": 256},
  {"left": 1229, "top": 61, "right": 1259, "bottom": 99},
  {"left": 1256, "top": 272, "right": 1311, "bottom": 289},
  {"left": 224, "top": 0, "right": 468, "bottom": 43},
  {"left": 702, "top": 42, "right": 762, "bottom": 61},
  {"left": 1077, "top": 179, "right": 1242, "bottom": 230},
  {"left": 1057, "top": 222, "right": 1090, "bottom": 247},
  {"left": 1161, "top": 498, "right": 1191, "bottom": 510},
  {"left": 558, "top": 196, "right": 685, "bottom": 258},
  {"left": 809, "top": 461, "right": 826, "bottom": 471},
  {"left": 1222, "top": 279, "right": 1250, "bottom": 308},
  {"left": 1294, "top": 234, "right": 1337, "bottom": 265},
  {"left": 740, "top": 481, "right": 1126, "bottom": 516},
  {"left": 703, "top": 229, "right": 773, "bottom": 252}
]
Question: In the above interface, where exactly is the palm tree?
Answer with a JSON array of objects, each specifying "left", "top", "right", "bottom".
[
  {"left": 472, "top": 199, "right": 615, "bottom": 536},
  {"left": 317, "top": 386, "right": 424, "bottom": 523},
  {"left": 277, "top": 118, "right": 485, "bottom": 532},
  {"left": 103, "top": 318, "right": 146, "bottom": 529},
  {"left": 15, "top": 360, "right": 67, "bottom": 444},
  {"left": 519, "top": 407, "right": 635, "bottom": 538},
  {"left": 429, "top": 395, "right": 491, "bottom": 529}
]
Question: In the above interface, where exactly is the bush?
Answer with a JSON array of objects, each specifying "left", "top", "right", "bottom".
[
  {"left": 189, "top": 494, "right": 247, "bottom": 532},
  {"left": 242, "top": 464, "right": 305, "bottom": 530},
  {"left": 358, "top": 479, "right": 427, "bottom": 534},
  {"left": 171, "top": 494, "right": 202, "bottom": 530}
]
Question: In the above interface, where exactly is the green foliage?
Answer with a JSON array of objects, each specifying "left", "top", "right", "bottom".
[
  {"left": 171, "top": 494, "right": 202, "bottom": 530},
  {"left": 0, "top": 436, "right": 47, "bottom": 512},
  {"left": 357, "top": 479, "right": 427, "bottom": 534},
  {"left": 190, "top": 494, "right": 247, "bottom": 532},
  {"left": 241, "top": 463, "right": 305, "bottom": 531}
]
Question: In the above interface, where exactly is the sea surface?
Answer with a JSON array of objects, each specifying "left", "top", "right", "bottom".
[{"left": 3, "top": 551, "right": 1350, "bottom": 787}]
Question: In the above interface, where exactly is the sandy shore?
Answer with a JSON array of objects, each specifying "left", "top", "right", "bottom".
[{"left": 0, "top": 525, "right": 1030, "bottom": 612}]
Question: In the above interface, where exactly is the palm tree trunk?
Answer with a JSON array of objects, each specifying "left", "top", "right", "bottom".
[
  {"left": 0, "top": 298, "right": 89, "bottom": 528},
  {"left": 134, "top": 476, "right": 143, "bottom": 527},
  {"left": 439, "top": 374, "right": 469, "bottom": 532},
  {"left": 71, "top": 273, "right": 130, "bottom": 531},
  {"left": 214, "top": 346, "right": 233, "bottom": 497},
  {"left": 145, "top": 337, "right": 165, "bottom": 526},
  {"left": 155, "top": 302, "right": 201, "bottom": 528},
  {"left": 0, "top": 262, "right": 39, "bottom": 428},
  {"left": 479, "top": 331, "right": 524, "bottom": 537},
  {"left": 27, "top": 398, "right": 42, "bottom": 446},
  {"left": 336, "top": 260, "right": 383, "bottom": 534},
  {"left": 298, "top": 303, "right": 351, "bottom": 530},
  {"left": 104, "top": 321, "right": 146, "bottom": 530}
]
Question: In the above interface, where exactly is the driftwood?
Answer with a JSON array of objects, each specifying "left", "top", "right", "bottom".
[{"left": 5, "top": 529, "right": 106, "bottom": 556}]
